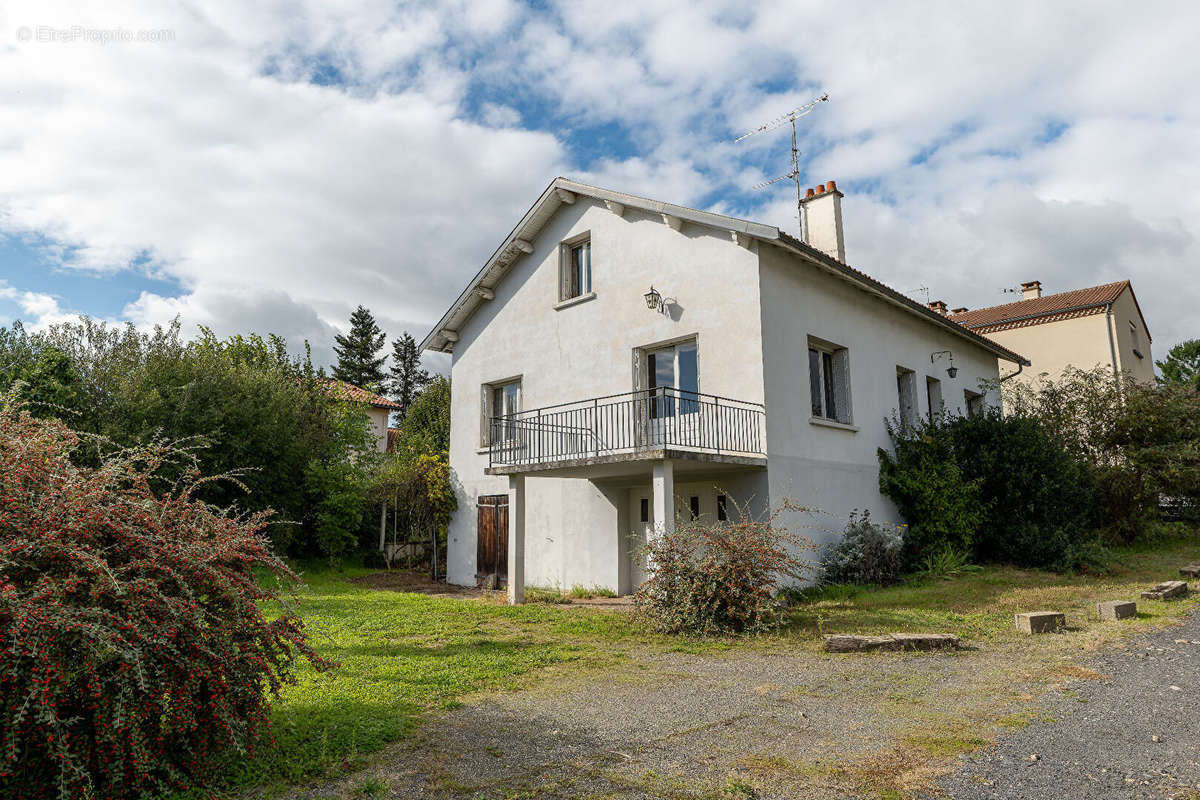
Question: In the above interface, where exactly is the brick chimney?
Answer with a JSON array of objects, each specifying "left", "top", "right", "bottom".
[
  {"left": 800, "top": 180, "right": 845, "bottom": 262},
  {"left": 927, "top": 300, "right": 948, "bottom": 316},
  {"left": 1021, "top": 280, "right": 1042, "bottom": 300}
]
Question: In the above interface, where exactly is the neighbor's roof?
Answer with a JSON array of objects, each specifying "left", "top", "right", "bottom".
[
  {"left": 948, "top": 280, "right": 1150, "bottom": 340},
  {"left": 323, "top": 379, "right": 402, "bottom": 410},
  {"left": 419, "top": 177, "right": 1029, "bottom": 365}
]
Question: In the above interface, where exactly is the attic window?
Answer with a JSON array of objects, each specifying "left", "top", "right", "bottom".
[{"left": 558, "top": 233, "right": 592, "bottom": 302}]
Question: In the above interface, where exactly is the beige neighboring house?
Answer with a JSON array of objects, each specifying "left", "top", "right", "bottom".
[
  {"left": 323, "top": 379, "right": 401, "bottom": 452},
  {"left": 944, "top": 279, "right": 1154, "bottom": 388}
]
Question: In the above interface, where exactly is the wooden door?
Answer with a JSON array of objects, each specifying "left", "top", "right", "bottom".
[{"left": 476, "top": 495, "right": 509, "bottom": 587}]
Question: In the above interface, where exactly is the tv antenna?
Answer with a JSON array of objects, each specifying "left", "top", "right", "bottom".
[
  {"left": 905, "top": 285, "right": 931, "bottom": 304},
  {"left": 734, "top": 93, "right": 829, "bottom": 235}
]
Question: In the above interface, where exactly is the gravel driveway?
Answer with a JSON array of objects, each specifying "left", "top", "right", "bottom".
[
  {"left": 284, "top": 613, "right": 1200, "bottom": 800},
  {"left": 931, "top": 611, "right": 1200, "bottom": 800}
]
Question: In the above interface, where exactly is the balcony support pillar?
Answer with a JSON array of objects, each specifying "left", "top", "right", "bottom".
[{"left": 651, "top": 459, "right": 675, "bottom": 543}]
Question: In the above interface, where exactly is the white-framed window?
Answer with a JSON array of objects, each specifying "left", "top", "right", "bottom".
[
  {"left": 808, "top": 338, "right": 852, "bottom": 424},
  {"left": 964, "top": 389, "right": 985, "bottom": 417},
  {"left": 558, "top": 234, "right": 592, "bottom": 302},
  {"left": 926, "top": 376, "right": 943, "bottom": 421},
  {"left": 480, "top": 378, "right": 520, "bottom": 446},
  {"left": 896, "top": 367, "right": 918, "bottom": 427}
]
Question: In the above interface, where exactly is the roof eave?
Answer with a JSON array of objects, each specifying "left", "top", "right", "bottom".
[{"left": 771, "top": 232, "right": 1030, "bottom": 366}]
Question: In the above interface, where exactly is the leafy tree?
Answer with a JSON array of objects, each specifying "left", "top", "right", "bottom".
[
  {"left": 387, "top": 331, "right": 429, "bottom": 417},
  {"left": 5, "top": 317, "right": 378, "bottom": 558},
  {"left": 0, "top": 322, "right": 80, "bottom": 416},
  {"left": 1157, "top": 339, "right": 1200, "bottom": 390},
  {"left": 394, "top": 375, "right": 451, "bottom": 457},
  {"left": 332, "top": 305, "right": 386, "bottom": 389}
]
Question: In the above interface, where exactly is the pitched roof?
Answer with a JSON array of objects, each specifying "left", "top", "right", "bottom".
[
  {"left": 419, "top": 177, "right": 1029, "bottom": 366},
  {"left": 323, "top": 379, "right": 402, "bottom": 410},
  {"left": 948, "top": 281, "right": 1148, "bottom": 338}
]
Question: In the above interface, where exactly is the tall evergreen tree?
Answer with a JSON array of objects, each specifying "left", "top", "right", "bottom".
[
  {"left": 332, "top": 305, "right": 386, "bottom": 388},
  {"left": 388, "top": 331, "right": 430, "bottom": 417}
]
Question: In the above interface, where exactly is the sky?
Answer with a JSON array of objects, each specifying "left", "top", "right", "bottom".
[{"left": 1, "top": 1, "right": 1197, "bottom": 371}]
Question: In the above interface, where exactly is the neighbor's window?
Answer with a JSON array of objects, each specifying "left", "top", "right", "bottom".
[
  {"left": 640, "top": 498, "right": 649, "bottom": 523},
  {"left": 896, "top": 367, "right": 918, "bottom": 427},
  {"left": 926, "top": 376, "right": 943, "bottom": 422},
  {"left": 559, "top": 235, "right": 592, "bottom": 301},
  {"left": 481, "top": 379, "right": 520, "bottom": 445},
  {"left": 689, "top": 496, "right": 700, "bottom": 520},
  {"left": 964, "top": 389, "right": 985, "bottom": 417},
  {"left": 717, "top": 494, "right": 728, "bottom": 522},
  {"left": 809, "top": 339, "right": 852, "bottom": 424}
]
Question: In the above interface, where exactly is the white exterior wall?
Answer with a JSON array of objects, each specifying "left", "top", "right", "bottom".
[
  {"left": 756, "top": 243, "right": 1004, "bottom": 558},
  {"left": 446, "top": 197, "right": 766, "bottom": 591},
  {"left": 366, "top": 407, "right": 390, "bottom": 452}
]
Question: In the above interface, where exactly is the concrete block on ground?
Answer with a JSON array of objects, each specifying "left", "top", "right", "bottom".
[
  {"left": 823, "top": 633, "right": 959, "bottom": 653},
  {"left": 1179, "top": 565, "right": 1200, "bottom": 579},
  {"left": 1097, "top": 600, "right": 1137, "bottom": 621},
  {"left": 1015, "top": 611, "right": 1065, "bottom": 634},
  {"left": 1141, "top": 581, "right": 1188, "bottom": 600}
]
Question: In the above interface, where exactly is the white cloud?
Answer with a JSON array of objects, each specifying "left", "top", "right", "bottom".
[
  {"left": 0, "top": 281, "right": 78, "bottom": 330},
  {"left": 0, "top": 0, "right": 1198, "bottom": 363}
]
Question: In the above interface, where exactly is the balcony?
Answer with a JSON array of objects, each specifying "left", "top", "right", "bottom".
[{"left": 486, "top": 388, "right": 766, "bottom": 476}]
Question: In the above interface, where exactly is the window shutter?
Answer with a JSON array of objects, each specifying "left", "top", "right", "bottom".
[
  {"left": 834, "top": 349, "right": 853, "bottom": 424},
  {"left": 480, "top": 384, "right": 492, "bottom": 446},
  {"left": 558, "top": 245, "right": 570, "bottom": 301}
]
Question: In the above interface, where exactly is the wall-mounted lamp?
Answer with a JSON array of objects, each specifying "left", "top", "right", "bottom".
[
  {"left": 644, "top": 286, "right": 665, "bottom": 313},
  {"left": 931, "top": 350, "right": 957, "bottom": 379}
]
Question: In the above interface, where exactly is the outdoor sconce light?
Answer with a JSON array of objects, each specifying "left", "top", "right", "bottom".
[
  {"left": 644, "top": 286, "right": 665, "bottom": 313},
  {"left": 931, "top": 350, "right": 958, "bottom": 379}
]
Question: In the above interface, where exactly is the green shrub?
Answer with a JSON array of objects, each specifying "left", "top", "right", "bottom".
[
  {"left": 819, "top": 510, "right": 905, "bottom": 586},
  {"left": 633, "top": 504, "right": 814, "bottom": 635},
  {"left": 879, "top": 409, "right": 1099, "bottom": 571},
  {"left": 878, "top": 419, "right": 982, "bottom": 567},
  {"left": 945, "top": 409, "right": 1096, "bottom": 569},
  {"left": 0, "top": 406, "right": 329, "bottom": 800}
]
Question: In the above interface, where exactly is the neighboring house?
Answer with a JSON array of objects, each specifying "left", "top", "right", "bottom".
[
  {"left": 323, "top": 379, "right": 401, "bottom": 452},
  {"left": 945, "top": 280, "right": 1154, "bottom": 388},
  {"left": 420, "top": 178, "right": 1028, "bottom": 602}
]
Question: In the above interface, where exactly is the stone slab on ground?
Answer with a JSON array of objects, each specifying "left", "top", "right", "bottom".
[
  {"left": 823, "top": 632, "right": 959, "bottom": 653},
  {"left": 1015, "top": 611, "right": 1065, "bottom": 634},
  {"left": 1141, "top": 580, "right": 1188, "bottom": 600},
  {"left": 1180, "top": 564, "right": 1200, "bottom": 578},
  {"left": 1096, "top": 600, "right": 1137, "bottom": 621}
]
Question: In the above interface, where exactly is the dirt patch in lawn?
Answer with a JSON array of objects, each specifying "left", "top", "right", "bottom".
[{"left": 346, "top": 570, "right": 484, "bottom": 598}]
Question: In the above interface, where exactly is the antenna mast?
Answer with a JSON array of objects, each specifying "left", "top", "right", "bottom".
[{"left": 734, "top": 93, "right": 828, "bottom": 236}]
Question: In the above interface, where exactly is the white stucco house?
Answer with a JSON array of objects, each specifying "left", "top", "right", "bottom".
[{"left": 420, "top": 178, "right": 1028, "bottom": 602}]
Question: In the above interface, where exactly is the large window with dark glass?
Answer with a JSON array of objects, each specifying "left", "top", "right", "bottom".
[
  {"left": 647, "top": 340, "right": 698, "bottom": 418},
  {"left": 809, "top": 340, "right": 851, "bottom": 424}
]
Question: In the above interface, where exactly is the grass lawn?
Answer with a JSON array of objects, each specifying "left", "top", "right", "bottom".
[
  {"left": 177, "top": 562, "right": 656, "bottom": 798},
  {"left": 179, "top": 534, "right": 1199, "bottom": 798}
]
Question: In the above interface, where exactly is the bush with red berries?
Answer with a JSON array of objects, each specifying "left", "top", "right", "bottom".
[{"left": 0, "top": 405, "right": 330, "bottom": 799}]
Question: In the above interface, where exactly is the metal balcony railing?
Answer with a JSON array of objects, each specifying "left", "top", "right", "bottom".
[{"left": 488, "top": 387, "right": 766, "bottom": 468}]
